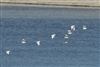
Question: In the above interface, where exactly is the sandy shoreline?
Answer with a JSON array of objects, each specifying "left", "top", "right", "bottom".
[{"left": 1, "top": 3, "right": 100, "bottom": 9}]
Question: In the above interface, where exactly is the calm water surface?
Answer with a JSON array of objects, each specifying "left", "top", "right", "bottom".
[{"left": 0, "top": 6, "right": 100, "bottom": 67}]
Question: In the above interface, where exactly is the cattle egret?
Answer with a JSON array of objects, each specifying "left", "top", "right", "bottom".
[
  {"left": 83, "top": 25, "right": 87, "bottom": 30},
  {"left": 21, "top": 39, "right": 26, "bottom": 44},
  {"left": 71, "top": 25, "right": 75, "bottom": 31},
  {"left": 51, "top": 34, "right": 56, "bottom": 39},
  {"left": 68, "top": 30, "right": 72, "bottom": 34},
  {"left": 6, "top": 50, "right": 10, "bottom": 55},
  {"left": 36, "top": 41, "right": 41, "bottom": 46}
]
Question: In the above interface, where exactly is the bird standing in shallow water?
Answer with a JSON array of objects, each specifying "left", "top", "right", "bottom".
[
  {"left": 83, "top": 25, "right": 87, "bottom": 30},
  {"left": 64, "top": 34, "right": 69, "bottom": 39},
  {"left": 68, "top": 30, "right": 72, "bottom": 35},
  {"left": 6, "top": 50, "right": 11, "bottom": 55},
  {"left": 71, "top": 25, "right": 75, "bottom": 31},
  {"left": 51, "top": 34, "right": 56, "bottom": 39},
  {"left": 36, "top": 41, "right": 41, "bottom": 46},
  {"left": 21, "top": 39, "right": 27, "bottom": 44}
]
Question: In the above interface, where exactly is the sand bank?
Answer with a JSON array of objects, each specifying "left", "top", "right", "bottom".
[
  {"left": 1, "top": 0, "right": 100, "bottom": 6},
  {"left": 0, "top": 0, "right": 100, "bottom": 9}
]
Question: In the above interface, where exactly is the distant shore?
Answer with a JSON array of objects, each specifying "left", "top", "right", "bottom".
[{"left": 1, "top": 3, "right": 100, "bottom": 9}]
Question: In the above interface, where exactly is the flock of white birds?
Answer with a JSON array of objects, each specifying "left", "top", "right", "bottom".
[{"left": 6, "top": 25, "right": 87, "bottom": 55}]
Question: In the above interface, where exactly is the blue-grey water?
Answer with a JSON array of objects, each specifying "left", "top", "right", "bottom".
[{"left": 0, "top": 6, "right": 100, "bottom": 67}]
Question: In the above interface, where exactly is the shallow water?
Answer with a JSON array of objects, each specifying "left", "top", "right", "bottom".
[{"left": 0, "top": 6, "right": 100, "bottom": 67}]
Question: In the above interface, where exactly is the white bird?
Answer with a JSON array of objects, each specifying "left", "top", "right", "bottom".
[
  {"left": 6, "top": 50, "right": 10, "bottom": 55},
  {"left": 36, "top": 41, "right": 41, "bottom": 46},
  {"left": 21, "top": 39, "right": 26, "bottom": 44},
  {"left": 83, "top": 25, "right": 87, "bottom": 30},
  {"left": 64, "top": 34, "right": 69, "bottom": 39},
  {"left": 51, "top": 34, "right": 56, "bottom": 39},
  {"left": 71, "top": 25, "right": 75, "bottom": 31},
  {"left": 68, "top": 30, "right": 72, "bottom": 34}
]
